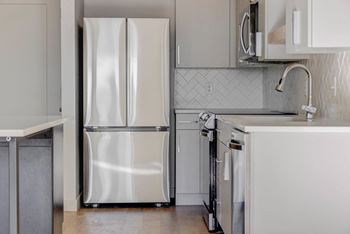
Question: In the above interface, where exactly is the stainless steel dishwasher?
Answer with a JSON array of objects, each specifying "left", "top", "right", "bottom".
[{"left": 217, "top": 120, "right": 245, "bottom": 234}]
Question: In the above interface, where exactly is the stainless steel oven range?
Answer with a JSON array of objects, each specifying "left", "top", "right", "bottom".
[{"left": 199, "top": 112, "right": 218, "bottom": 232}]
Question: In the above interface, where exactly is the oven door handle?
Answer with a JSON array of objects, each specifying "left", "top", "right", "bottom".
[
  {"left": 228, "top": 141, "right": 243, "bottom": 151},
  {"left": 240, "top": 12, "right": 250, "bottom": 54},
  {"left": 178, "top": 120, "right": 199, "bottom": 124}
]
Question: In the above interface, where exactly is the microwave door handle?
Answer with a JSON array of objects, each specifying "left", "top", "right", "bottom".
[{"left": 240, "top": 12, "right": 250, "bottom": 54}]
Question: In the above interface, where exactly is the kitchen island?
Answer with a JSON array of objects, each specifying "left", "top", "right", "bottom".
[
  {"left": 216, "top": 115, "right": 350, "bottom": 234},
  {"left": 0, "top": 116, "right": 65, "bottom": 234}
]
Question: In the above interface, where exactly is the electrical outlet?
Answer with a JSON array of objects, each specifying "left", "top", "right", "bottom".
[
  {"left": 331, "top": 76, "right": 337, "bottom": 97},
  {"left": 206, "top": 82, "right": 213, "bottom": 94}
]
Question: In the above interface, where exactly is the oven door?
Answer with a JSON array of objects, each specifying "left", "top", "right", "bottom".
[
  {"left": 238, "top": 7, "right": 255, "bottom": 62},
  {"left": 200, "top": 129, "right": 210, "bottom": 203},
  {"left": 200, "top": 128, "right": 217, "bottom": 231}
]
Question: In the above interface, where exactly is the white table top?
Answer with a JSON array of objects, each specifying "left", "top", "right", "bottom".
[
  {"left": 0, "top": 116, "right": 66, "bottom": 137},
  {"left": 217, "top": 115, "right": 350, "bottom": 133}
]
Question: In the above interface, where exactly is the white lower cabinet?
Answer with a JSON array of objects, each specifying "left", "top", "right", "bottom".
[
  {"left": 217, "top": 117, "right": 350, "bottom": 234},
  {"left": 175, "top": 113, "right": 208, "bottom": 205}
]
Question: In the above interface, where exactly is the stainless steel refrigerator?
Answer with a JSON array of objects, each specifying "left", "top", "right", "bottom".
[{"left": 83, "top": 18, "right": 170, "bottom": 204}]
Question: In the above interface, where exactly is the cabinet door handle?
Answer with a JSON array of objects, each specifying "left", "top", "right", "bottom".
[
  {"left": 293, "top": 10, "right": 302, "bottom": 45},
  {"left": 216, "top": 159, "right": 223, "bottom": 163},
  {"left": 177, "top": 120, "right": 198, "bottom": 124},
  {"left": 177, "top": 45, "right": 181, "bottom": 65}
]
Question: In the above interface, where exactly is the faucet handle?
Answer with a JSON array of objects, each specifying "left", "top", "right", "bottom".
[{"left": 302, "top": 105, "right": 317, "bottom": 114}]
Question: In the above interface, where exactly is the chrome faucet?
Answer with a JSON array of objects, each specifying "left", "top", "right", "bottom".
[{"left": 275, "top": 63, "right": 317, "bottom": 120}]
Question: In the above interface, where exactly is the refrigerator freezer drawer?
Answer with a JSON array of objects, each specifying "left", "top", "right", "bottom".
[
  {"left": 83, "top": 131, "right": 170, "bottom": 203},
  {"left": 83, "top": 18, "right": 127, "bottom": 127},
  {"left": 127, "top": 18, "right": 170, "bottom": 127}
]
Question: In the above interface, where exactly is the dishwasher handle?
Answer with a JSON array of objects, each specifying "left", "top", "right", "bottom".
[{"left": 228, "top": 140, "right": 243, "bottom": 151}]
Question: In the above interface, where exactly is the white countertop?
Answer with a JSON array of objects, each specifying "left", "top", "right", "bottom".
[
  {"left": 0, "top": 116, "right": 66, "bottom": 137},
  {"left": 217, "top": 115, "right": 350, "bottom": 133},
  {"left": 175, "top": 108, "right": 289, "bottom": 115}
]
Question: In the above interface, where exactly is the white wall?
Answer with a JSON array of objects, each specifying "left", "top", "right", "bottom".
[
  {"left": 264, "top": 52, "right": 350, "bottom": 120},
  {"left": 61, "top": 0, "right": 84, "bottom": 212}
]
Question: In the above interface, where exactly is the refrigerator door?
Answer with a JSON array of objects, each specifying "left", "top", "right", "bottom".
[
  {"left": 83, "top": 18, "right": 127, "bottom": 127},
  {"left": 83, "top": 130, "right": 170, "bottom": 203},
  {"left": 127, "top": 18, "right": 170, "bottom": 127}
]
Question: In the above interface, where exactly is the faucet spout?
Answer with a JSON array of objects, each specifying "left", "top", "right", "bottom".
[{"left": 275, "top": 63, "right": 317, "bottom": 119}]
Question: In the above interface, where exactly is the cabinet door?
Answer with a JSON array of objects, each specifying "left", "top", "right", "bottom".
[
  {"left": 176, "top": 130, "right": 200, "bottom": 194},
  {"left": 176, "top": 0, "right": 230, "bottom": 68},
  {"left": 0, "top": 1, "right": 60, "bottom": 116},
  {"left": 286, "top": 0, "right": 350, "bottom": 54},
  {"left": 217, "top": 141, "right": 233, "bottom": 234}
]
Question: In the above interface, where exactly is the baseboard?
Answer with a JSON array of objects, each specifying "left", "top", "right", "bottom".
[
  {"left": 64, "top": 192, "right": 81, "bottom": 211},
  {"left": 175, "top": 193, "right": 208, "bottom": 206}
]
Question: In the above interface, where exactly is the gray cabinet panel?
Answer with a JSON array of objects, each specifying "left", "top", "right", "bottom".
[
  {"left": 176, "top": 0, "right": 230, "bottom": 68},
  {"left": 0, "top": 0, "right": 61, "bottom": 116},
  {"left": 176, "top": 130, "right": 200, "bottom": 194},
  {"left": 19, "top": 146, "right": 53, "bottom": 234},
  {"left": 0, "top": 145, "right": 9, "bottom": 234},
  {"left": 0, "top": 139, "right": 54, "bottom": 234},
  {"left": 230, "top": 0, "right": 238, "bottom": 67},
  {"left": 176, "top": 114, "right": 199, "bottom": 130}
]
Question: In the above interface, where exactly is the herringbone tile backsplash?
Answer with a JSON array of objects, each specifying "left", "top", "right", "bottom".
[
  {"left": 175, "top": 69, "right": 264, "bottom": 108},
  {"left": 264, "top": 52, "right": 350, "bottom": 120}
]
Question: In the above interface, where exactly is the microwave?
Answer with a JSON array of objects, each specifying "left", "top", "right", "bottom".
[
  {"left": 238, "top": 0, "right": 308, "bottom": 66},
  {"left": 238, "top": 2, "right": 260, "bottom": 66}
]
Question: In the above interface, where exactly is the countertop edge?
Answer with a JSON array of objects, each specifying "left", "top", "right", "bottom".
[
  {"left": 0, "top": 118, "right": 67, "bottom": 138},
  {"left": 240, "top": 125, "right": 350, "bottom": 133}
]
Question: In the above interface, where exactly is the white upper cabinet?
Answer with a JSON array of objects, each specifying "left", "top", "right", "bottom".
[
  {"left": 257, "top": 0, "right": 308, "bottom": 61},
  {"left": 286, "top": 0, "right": 350, "bottom": 54}
]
